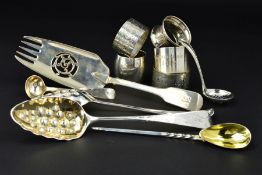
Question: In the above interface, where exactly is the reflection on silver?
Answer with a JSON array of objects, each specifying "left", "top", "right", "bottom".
[
  {"left": 113, "top": 18, "right": 149, "bottom": 58},
  {"left": 114, "top": 51, "right": 145, "bottom": 82},
  {"left": 162, "top": 16, "right": 192, "bottom": 45},
  {"left": 150, "top": 25, "right": 170, "bottom": 48},
  {"left": 152, "top": 69, "right": 189, "bottom": 89},
  {"left": 154, "top": 46, "right": 189, "bottom": 74},
  {"left": 152, "top": 46, "right": 190, "bottom": 88},
  {"left": 150, "top": 16, "right": 191, "bottom": 47}
]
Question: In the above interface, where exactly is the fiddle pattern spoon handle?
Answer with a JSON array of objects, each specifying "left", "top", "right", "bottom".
[
  {"left": 104, "top": 76, "right": 203, "bottom": 111},
  {"left": 81, "top": 91, "right": 172, "bottom": 114}
]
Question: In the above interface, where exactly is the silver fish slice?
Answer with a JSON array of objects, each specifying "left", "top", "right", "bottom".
[
  {"left": 16, "top": 36, "right": 109, "bottom": 89},
  {"left": 15, "top": 36, "right": 203, "bottom": 111}
]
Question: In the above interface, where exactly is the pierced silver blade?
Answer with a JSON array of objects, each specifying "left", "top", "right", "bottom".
[
  {"left": 17, "top": 36, "right": 110, "bottom": 89},
  {"left": 16, "top": 51, "right": 36, "bottom": 62},
  {"left": 19, "top": 46, "right": 39, "bottom": 58},
  {"left": 23, "top": 36, "right": 43, "bottom": 45},
  {"left": 21, "top": 41, "right": 41, "bottom": 51}
]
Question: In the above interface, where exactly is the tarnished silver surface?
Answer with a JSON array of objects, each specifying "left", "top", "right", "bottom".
[
  {"left": 152, "top": 69, "right": 189, "bottom": 89},
  {"left": 15, "top": 36, "right": 109, "bottom": 90},
  {"left": 114, "top": 50, "right": 145, "bottom": 82},
  {"left": 112, "top": 18, "right": 149, "bottom": 58},
  {"left": 44, "top": 90, "right": 213, "bottom": 129},
  {"left": 154, "top": 46, "right": 189, "bottom": 74}
]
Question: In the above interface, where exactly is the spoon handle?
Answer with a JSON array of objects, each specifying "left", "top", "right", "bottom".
[
  {"left": 93, "top": 111, "right": 212, "bottom": 129},
  {"left": 81, "top": 90, "right": 170, "bottom": 114},
  {"left": 45, "top": 87, "right": 115, "bottom": 100},
  {"left": 180, "top": 41, "right": 207, "bottom": 91},
  {"left": 107, "top": 76, "right": 203, "bottom": 111},
  {"left": 46, "top": 87, "right": 60, "bottom": 92},
  {"left": 94, "top": 100, "right": 172, "bottom": 114},
  {"left": 92, "top": 127, "right": 202, "bottom": 140},
  {"left": 46, "top": 91, "right": 211, "bottom": 129}
]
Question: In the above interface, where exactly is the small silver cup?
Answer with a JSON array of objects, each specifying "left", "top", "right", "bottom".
[
  {"left": 113, "top": 18, "right": 149, "bottom": 58},
  {"left": 152, "top": 46, "right": 190, "bottom": 88},
  {"left": 114, "top": 51, "right": 145, "bottom": 82}
]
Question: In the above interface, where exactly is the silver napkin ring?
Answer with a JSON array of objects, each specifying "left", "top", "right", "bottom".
[
  {"left": 152, "top": 69, "right": 190, "bottom": 89},
  {"left": 113, "top": 18, "right": 149, "bottom": 58},
  {"left": 114, "top": 50, "right": 145, "bottom": 82},
  {"left": 150, "top": 16, "right": 191, "bottom": 47},
  {"left": 152, "top": 46, "right": 190, "bottom": 88}
]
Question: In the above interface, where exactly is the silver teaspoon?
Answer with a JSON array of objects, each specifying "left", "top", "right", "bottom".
[{"left": 92, "top": 123, "right": 251, "bottom": 149}]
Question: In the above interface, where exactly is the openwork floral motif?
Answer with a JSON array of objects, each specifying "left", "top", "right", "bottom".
[{"left": 51, "top": 53, "right": 78, "bottom": 78}]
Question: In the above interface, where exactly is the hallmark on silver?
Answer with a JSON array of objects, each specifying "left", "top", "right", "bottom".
[{"left": 181, "top": 96, "right": 191, "bottom": 103}]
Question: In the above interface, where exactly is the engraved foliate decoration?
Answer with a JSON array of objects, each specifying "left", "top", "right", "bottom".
[{"left": 51, "top": 53, "right": 78, "bottom": 78}]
